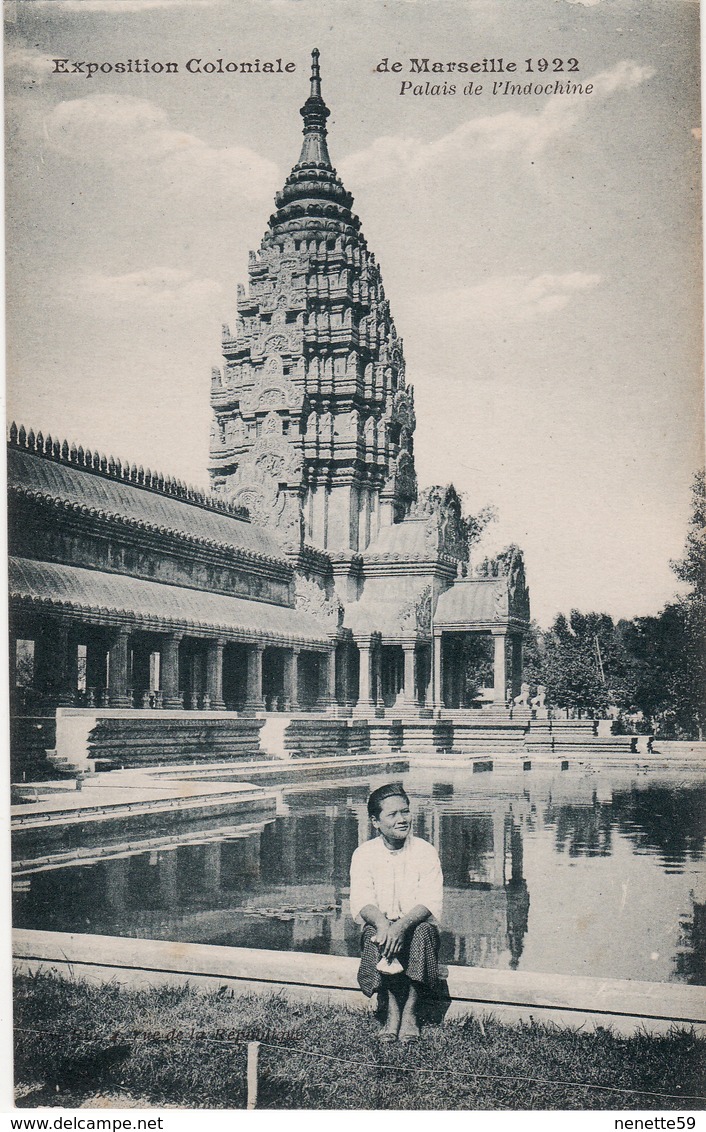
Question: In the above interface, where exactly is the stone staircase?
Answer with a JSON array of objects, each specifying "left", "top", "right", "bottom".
[
  {"left": 80, "top": 715, "right": 266, "bottom": 768},
  {"left": 276, "top": 717, "right": 356, "bottom": 759},
  {"left": 20, "top": 703, "right": 646, "bottom": 782},
  {"left": 11, "top": 716, "right": 61, "bottom": 781},
  {"left": 525, "top": 719, "right": 637, "bottom": 755}
]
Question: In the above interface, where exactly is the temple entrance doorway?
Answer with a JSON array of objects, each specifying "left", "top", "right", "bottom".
[
  {"left": 380, "top": 645, "right": 404, "bottom": 707},
  {"left": 262, "top": 648, "right": 285, "bottom": 711},
  {"left": 440, "top": 633, "right": 494, "bottom": 709},
  {"left": 222, "top": 643, "right": 247, "bottom": 710},
  {"left": 179, "top": 638, "right": 207, "bottom": 710},
  {"left": 298, "top": 652, "right": 322, "bottom": 710},
  {"left": 130, "top": 632, "right": 162, "bottom": 708}
]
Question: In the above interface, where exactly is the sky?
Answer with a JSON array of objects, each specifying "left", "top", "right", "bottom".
[{"left": 4, "top": 0, "right": 702, "bottom": 627}]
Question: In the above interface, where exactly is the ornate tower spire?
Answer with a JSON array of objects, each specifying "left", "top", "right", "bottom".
[
  {"left": 298, "top": 48, "right": 331, "bottom": 166},
  {"left": 210, "top": 52, "right": 418, "bottom": 554}
]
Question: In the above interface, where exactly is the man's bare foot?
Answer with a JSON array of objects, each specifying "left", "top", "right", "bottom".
[
  {"left": 378, "top": 981, "right": 403, "bottom": 1041},
  {"left": 398, "top": 1019, "right": 421, "bottom": 1043},
  {"left": 399, "top": 982, "right": 421, "bottom": 1041}
]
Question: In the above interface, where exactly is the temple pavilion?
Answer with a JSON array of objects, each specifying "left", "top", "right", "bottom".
[{"left": 7, "top": 52, "right": 530, "bottom": 770}]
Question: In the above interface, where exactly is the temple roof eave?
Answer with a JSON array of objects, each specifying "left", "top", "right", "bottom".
[
  {"left": 9, "top": 557, "right": 331, "bottom": 650},
  {"left": 432, "top": 616, "right": 530, "bottom": 634}
]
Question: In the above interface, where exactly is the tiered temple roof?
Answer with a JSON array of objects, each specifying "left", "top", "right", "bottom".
[
  {"left": 210, "top": 50, "right": 417, "bottom": 555},
  {"left": 8, "top": 424, "right": 285, "bottom": 567}
]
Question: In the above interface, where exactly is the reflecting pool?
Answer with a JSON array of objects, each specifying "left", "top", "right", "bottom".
[{"left": 13, "top": 765, "right": 706, "bottom": 985}]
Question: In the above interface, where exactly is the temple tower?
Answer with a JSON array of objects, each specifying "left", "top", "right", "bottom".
[{"left": 209, "top": 50, "right": 417, "bottom": 554}]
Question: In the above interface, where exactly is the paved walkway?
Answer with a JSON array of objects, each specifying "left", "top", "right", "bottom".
[{"left": 12, "top": 767, "right": 269, "bottom": 826}]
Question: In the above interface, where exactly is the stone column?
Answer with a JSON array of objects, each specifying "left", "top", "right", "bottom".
[
  {"left": 356, "top": 805, "right": 370, "bottom": 845},
  {"left": 338, "top": 643, "right": 351, "bottom": 705},
  {"left": 158, "top": 852, "right": 179, "bottom": 908},
  {"left": 511, "top": 635, "right": 524, "bottom": 700},
  {"left": 245, "top": 644, "right": 265, "bottom": 712},
  {"left": 65, "top": 634, "right": 79, "bottom": 705},
  {"left": 283, "top": 647, "right": 300, "bottom": 711},
  {"left": 104, "top": 857, "right": 129, "bottom": 912},
  {"left": 161, "top": 633, "right": 183, "bottom": 709},
  {"left": 56, "top": 623, "right": 78, "bottom": 705},
  {"left": 108, "top": 628, "right": 132, "bottom": 708},
  {"left": 37, "top": 620, "right": 75, "bottom": 705},
  {"left": 202, "top": 843, "right": 222, "bottom": 893},
  {"left": 319, "top": 648, "right": 337, "bottom": 709},
  {"left": 402, "top": 641, "right": 417, "bottom": 705},
  {"left": 280, "top": 822, "right": 296, "bottom": 883},
  {"left": 492, "top": 806, "right": 506, "bottom": 887},
  {"left": 205, "top": 638, "right": 226, "bottom": 711},
  {"left": 432, "top": 632, "right": 443, "bottom": 710},
  {"left": 356, "top": 641, "right": 374, "bottom": 709},
  {"left": 492, "top": 631, "right": 508, "bottom": 705},
  {"left": 8, "top": 633, "right": 17, "bottom": 699}
]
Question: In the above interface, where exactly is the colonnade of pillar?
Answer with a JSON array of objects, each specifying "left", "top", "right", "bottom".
[
  {"left": 355, "top": 638, "right": 431, "bottom": 711},
  {"left": 9, "top": 618, "right": 336, "bottom": 714},
  {"left": 431, "top": 629, "right": 524, "bottom": 707},
  {"left": 12, "top": 617, "right": 526, "bottom": 715}
]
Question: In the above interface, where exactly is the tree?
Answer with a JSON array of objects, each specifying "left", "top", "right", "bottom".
[
  {"left": 671, "top": 470, "right": 706, "bottom": 600},
  {"left": 531, "top": 610, "right": 634, "bottom": 717},
  {"left": 606, "top": 471, "right": 704, "bottom": 737},
  {"left": 531, "top": 471, "right": 705, "bottom": 734}
]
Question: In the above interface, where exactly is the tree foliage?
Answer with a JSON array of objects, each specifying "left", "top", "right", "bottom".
[{"left": 530, "top": 470, "right": 705, "bottom": 736}]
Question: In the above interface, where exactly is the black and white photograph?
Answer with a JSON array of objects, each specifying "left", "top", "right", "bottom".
[{"left": 4, "top": 0, "right": 705, "bottom": 1116}]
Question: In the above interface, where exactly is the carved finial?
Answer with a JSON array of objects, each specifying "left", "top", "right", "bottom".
[
  {"left": 310, "top": 47, "right": 322, "bottom": 99},
  {"left": 298, "top": 49, "right": 331, "bottom": 166}
]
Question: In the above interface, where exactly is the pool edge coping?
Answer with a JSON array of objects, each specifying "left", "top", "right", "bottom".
[{"left": 13, "top": 928, "right": 706, "bottom": 1038}]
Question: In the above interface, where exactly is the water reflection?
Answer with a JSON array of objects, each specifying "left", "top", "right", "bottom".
[
  {"left": 675, "top": 898, "right": 706, "bottom": 985},
  {"left": 13, "top": 771, "right": 706, "bottom": 985}
]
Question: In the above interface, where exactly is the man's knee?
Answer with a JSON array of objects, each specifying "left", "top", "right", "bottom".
[{"left": 413, "top": 921, "right": 437, "bottom": 940}]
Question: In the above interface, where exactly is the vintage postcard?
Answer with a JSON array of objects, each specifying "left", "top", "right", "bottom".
[{"left": 5, "top": 0, "right": 704, "bottom": 1118}]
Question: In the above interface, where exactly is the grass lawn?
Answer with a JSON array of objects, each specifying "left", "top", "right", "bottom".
[{"left": 13, "top": 971, "right": 706, "bottom": 1110}]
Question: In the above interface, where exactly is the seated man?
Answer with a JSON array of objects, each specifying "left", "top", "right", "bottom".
[{"left": 349, "top": 782, "right": 443, "bottom": 1042}]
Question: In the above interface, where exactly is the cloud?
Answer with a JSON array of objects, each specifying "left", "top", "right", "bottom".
[
  {"left": 419, "top": 272, "right": 602, "bottom": 323},
  {"left": 44, "top": 93, "right": 279, "bottom": 202},
  {"left": 5, "top": 45, "right": 57, "bottom": 84},
  {"left": 32, "top": 0, "right": 218, "bottom": 11},
  {"left": 64, "top": 266, "right": 222, "bottom": 307},
  {"left": 340, "top": 60, "right": 654, "bottom": 186}
]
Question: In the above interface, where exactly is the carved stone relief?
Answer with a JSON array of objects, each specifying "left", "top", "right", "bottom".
[
  {"left": 294, "top": 574, "right": 344, "bottom": 627},
  {"left": 397, "top": 584, "right": 432, "bottom": 634}
]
